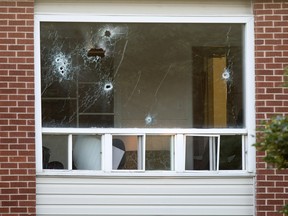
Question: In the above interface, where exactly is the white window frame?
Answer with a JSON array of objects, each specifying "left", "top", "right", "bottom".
[{"left": 34, "top": 15, "right": 255, "bottom": 176}]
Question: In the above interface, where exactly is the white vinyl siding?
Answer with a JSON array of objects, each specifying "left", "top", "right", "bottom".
[{"left": 37, "top": 176, "right": 254, "bottom": 216}]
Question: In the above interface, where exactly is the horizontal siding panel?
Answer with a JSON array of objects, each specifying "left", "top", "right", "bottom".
[
  {"left": 37, "top": 184, "right": 253, "bottom": 195},
  {"left": 35, "top": 0, "right": 252, "bottom": 16},
  {"left": 36, "top": 177, "right": 254, "bottom": 216},
  {"left": 37, "top": 205, "right": 254, "bottom": 216},
  {"left": 37, "top": 176, "right": 254, "bottom": 185},
  {"left": 37, "top": 194, "right": 253, "bottom": 205}
]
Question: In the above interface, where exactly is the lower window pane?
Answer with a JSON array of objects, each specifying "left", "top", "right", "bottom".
[
  {"left": 185, "top": 136, "right": 218, "bottom": 171},
  {"left": 112, "top": 135, "right": 143, "bottom": 170},
  {"left": 42, "top": 135, "right": 68, "bottom": 169},
  {"left": 145, "top": 135, "right": 173, "bottom": 171},
  {"left": 219, "top": 135, "right": 242, "bottom": 170},
  {"left": 73, "top": 135, "right": 102, "bottom": 170}
]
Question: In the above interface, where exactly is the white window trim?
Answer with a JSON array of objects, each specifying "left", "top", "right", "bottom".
[{"left": 34, "top": 15, "right": 255, "bottom": 176}]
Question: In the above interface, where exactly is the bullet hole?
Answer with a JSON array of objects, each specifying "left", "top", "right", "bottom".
[
  {"left": 52, "top": 53, "right": 72, "bottom": 80},
  {"left": 145, "top": 115, "right": 153, "bottom": 125},
  {"left": 104, "top": 82, "right": 113, "bottom": 91},
  {"left": 222, "top": 68, "right": 230, "bottom": 81},
  {"left": 104, "top": 30, "right": 111, "bottom": 37}
]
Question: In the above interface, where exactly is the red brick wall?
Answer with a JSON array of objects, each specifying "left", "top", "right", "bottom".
[
  {"left": 254, "top": 0, "right": 288, "bottom": 216},
  {"left": 0, "top": 1, "right": 35, "bottom": 215}
]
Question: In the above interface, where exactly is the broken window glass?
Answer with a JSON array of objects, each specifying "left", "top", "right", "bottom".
[{"left": 40, "top": 22, "right": 244, "bottom": 129}]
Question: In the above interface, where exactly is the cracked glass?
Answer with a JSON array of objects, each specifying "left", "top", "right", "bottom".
[{"left": 40, "top": 22, "right": 244, "bottom": 128}]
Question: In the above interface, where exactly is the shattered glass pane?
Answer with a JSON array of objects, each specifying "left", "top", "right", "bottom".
[{"left": 41, "top": 22, "right": 244, "bottom": 128}]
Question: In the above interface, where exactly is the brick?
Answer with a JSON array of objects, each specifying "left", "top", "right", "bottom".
[
  {"left": 17, "top": 51, "right": 33, "bottom": 57},
  {"left": 266, "top": 88, "right": 283, "bottom": 93},
  {"left": 16, "top": 14, "right": 33, "bottom": 20},
  {"left": 256, "top": 94, "right": 274, "bottom": 100},
  {"left": 256, "top": 69, "right": 274, "bottom": 75},
  {"left": 8, "top": 32, "right": 25, "bottom": 38},
  {"left": 10, "top": 169, "right": 28, "bottom": 175},
  {"left": 255, "top": 9, "right": 273, "bottom": 15},
  {"left": 275, "top": 94, "right": 288, "bottom": 100},
  {"left": 8, "top": 7, "right": 26, "bottom": 13},
  {"left": 19, "top": 188, "right": 36, "bottom": 194},
  {"left": 276, "top": 193, "right": 288, "bottom": 199},
  {"left": 0, "top": 208, "right": 9, "bottom": 213},
  {"left": 17, "top": 2, "right": 34, "bottom": 7},
  {"left": 10, "top": 144, "right": 27, "bottom": 150},
  {"left": 0, "top": 14, "right": 16, "bottom": 20},
  {"left": 264, "top": 15, "right": 282, "bottom": 21},
  {"left": 255, "top": 57, "right": 273, "bottom": 63},
  {"left": 275, "top": 107, "right": 288, "bottom": 112},
  {"left": 2, "top": 201, "right": 18, "bottom": 206},
  {"left": 8, "top": 45, "right": 25, "bottom": 50},
  {"left": 10, "top": 207, "right": 28, "bottom": 213},
  {"left": 266, "top": 63, "right": 283, "bottom": 69},
  {"left": 275, "top": 58, "right": 288, "bottom": 63},
  {"left": 19, "top": 163, "right": 35, "bottom": 169},
  {"left": 17, "top": 26, "right": 33, "bottom": 32},
  {"left": 8, "top": 20, "right": 26, "bottom": 26},
  {"left": 274, "top": 9, "right": 288, "bottom": 14},
  {"left": 17, "top": 38, "right": 34, "bottom": 44},
  {"left": 257, "top": 193, "right": 275, "bottom": 199},
  {"left": 256, "top": 21, "right": 273, "bottom": 26},
  {"left": 268, "top": 200, "right": 284, "bottom": 205},
  {"left": 19, "top": 201, "right": 35, "bottom": 207},
  {"left": 267, "top": 187, "right": 284, "bottom": 193},
  {"left": 275, "top": 181, "right": 288, "bottom": 187},
  {"left": 0, "top": 64, "right": 17, "bottom": 69},
  {"left": 9, "top": 157, "right": 27, "bottom": 163},
  {"left": 19, "top": 176, "right": 35, "bottom": 181},
  {"left": 265, "top": 3, "right": 282, "bottom": 9},
  {"left": 256, "top": 81, "right": 274, "bottom": 87}
]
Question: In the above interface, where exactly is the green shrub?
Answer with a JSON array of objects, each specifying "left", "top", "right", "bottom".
[
  {"left": 255, "top": 115, "right": 288, "bottom": 169},
  {"left": 254, "top": 115, "right": 288, "bottom": 215}
]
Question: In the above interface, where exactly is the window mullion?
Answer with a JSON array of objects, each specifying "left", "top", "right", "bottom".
[
  {"left": 68, "top": 134, "right": 73, "bottom": 170},
  {"left": 243, "top": 135, "right": 247, "bottom": 171},
  {"left": 217, "top": 135, "right": 220, "bottom": 171},
  {"left": 175, "top": 134, "right": 185, "bottom": 173},
  {"left": 170, "top": 136, "right": 175, "bottom": 171},
  {"left": 103, "top": 134, "right": 112, "bottom": 172},
  {"left": 139, "top": 135, "right": 145, "bottom": 171},
  {"left": 209, "top": 137, "right": 214, "bottom": 171}
]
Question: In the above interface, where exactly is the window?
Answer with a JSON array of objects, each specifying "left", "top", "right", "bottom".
[{"left": 36, "top": 17, "right": 255, "bottom": 175}]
